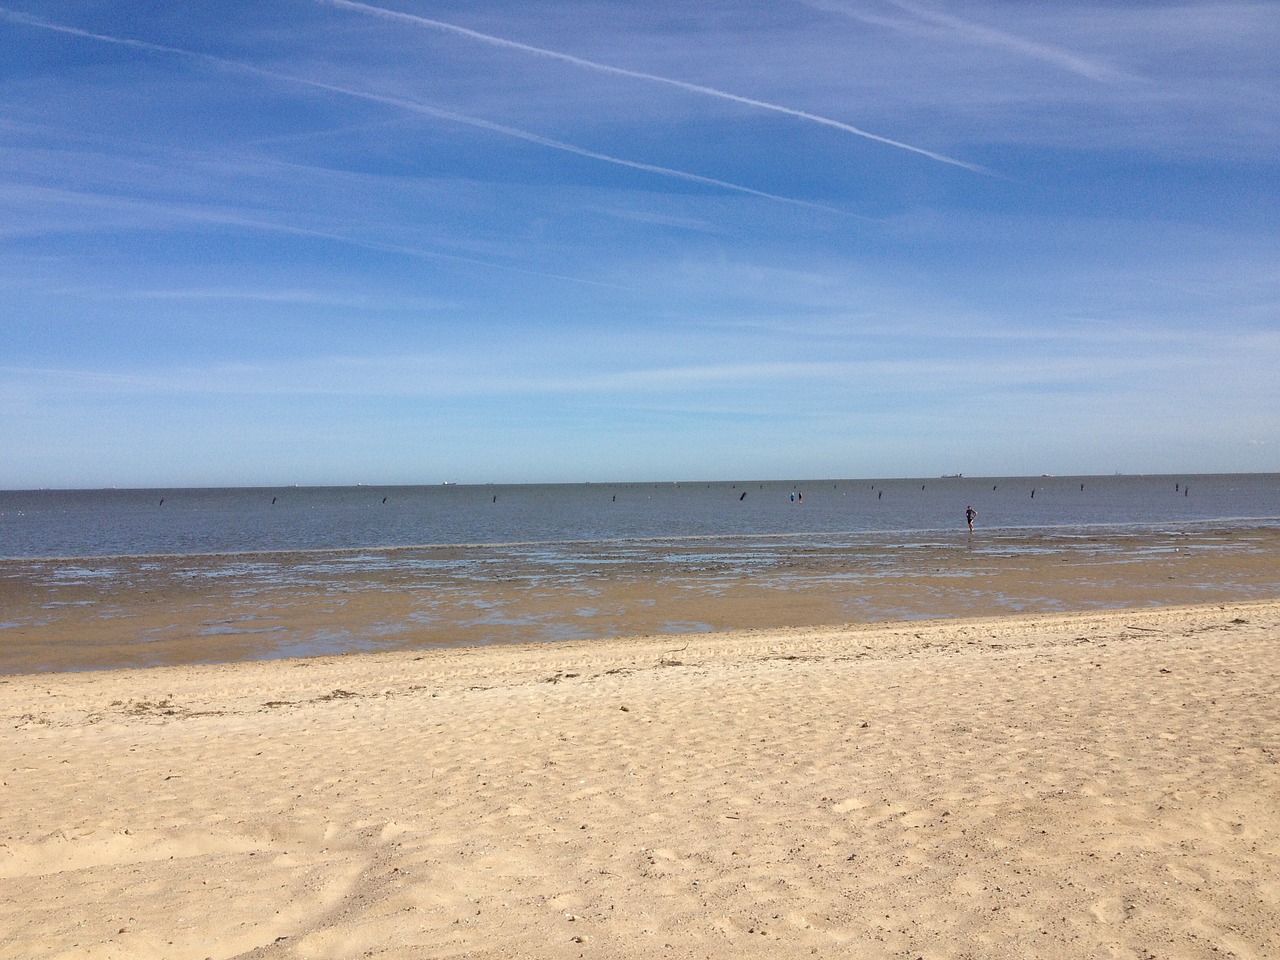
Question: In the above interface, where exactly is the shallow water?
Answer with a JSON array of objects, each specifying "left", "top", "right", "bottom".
[{"left": 1, "top": 473, "right": 1276, "bottom": 560}]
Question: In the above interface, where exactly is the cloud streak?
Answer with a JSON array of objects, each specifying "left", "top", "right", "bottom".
[
  {"left": 803, "top": 0, "right": 1129, "bottom": 84},
  {"left": 0, "top": 180, "right": 625, "bottom": 287},
  {"left": 43, "top": 285, "right": 458, "bottom": 311},
  {"left": 0, "top": 7, "right": 862, "bottom": 219},
  {"left": 315, "top": 0, "right": 988, "bottom": 173},
  {"left": 886, "top": 0, "right": 1130, "bottom": 83},
  {"left": 1, "top": 342, "right": 1197, "bottom": 401}
]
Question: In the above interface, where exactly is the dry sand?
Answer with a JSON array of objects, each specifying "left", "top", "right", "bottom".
[{"left": 2, "top": 600, "right": 1278, "bottom": 959}]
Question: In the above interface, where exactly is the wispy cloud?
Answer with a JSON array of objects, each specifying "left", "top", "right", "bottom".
[
  {"left": 0, "top": 6, "right": 862, "bottom": 218},
  {"left": 0, "top": 337, "right": 1214, "bottom": 401},
  {"left": 804, "top": 0, "right": 1130, "bottom": 84},
  {"left": 315, "top": 0, "right": 988, "bottom": 174},
  {"left": 0, "top": 181, "right": 625, "bottom": 287},
  {"left": 899, "top": 0, "right": 1132, "bottom": 82},
  {"left": 583, "top": 206, "right": 722, "bottom": 234},
  {"left": 43, "top": 286, "right": 458, "bottom": 311}
]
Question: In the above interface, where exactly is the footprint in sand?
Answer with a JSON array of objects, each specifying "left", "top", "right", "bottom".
[{"left": 1088, "top": 897, "right": 1133, "bottom": 925}]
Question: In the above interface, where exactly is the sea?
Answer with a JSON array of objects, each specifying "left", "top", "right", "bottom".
[{"left": 1, "top": 473, "right": 1277, "bottom": 560}]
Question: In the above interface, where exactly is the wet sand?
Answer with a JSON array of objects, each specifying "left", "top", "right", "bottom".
[
  {"left": 1, "top": 600, "right": 1278, "bottom": 959},
  {"left": 2, "top": 526, "right": 1278, "bottom": 673}
]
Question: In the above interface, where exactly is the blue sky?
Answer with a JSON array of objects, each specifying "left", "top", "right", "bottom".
[{"left": 2, "top": 0, "right": 1277, "bottom": 487}]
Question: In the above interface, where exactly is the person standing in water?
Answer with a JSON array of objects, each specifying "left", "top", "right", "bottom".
[{"left": 965, "top": 505, "right": 977, "bottom": 532}]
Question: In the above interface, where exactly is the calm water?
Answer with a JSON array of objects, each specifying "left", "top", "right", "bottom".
[{"left": 1, "top": 474, "right": 1277, "bottom": 560}]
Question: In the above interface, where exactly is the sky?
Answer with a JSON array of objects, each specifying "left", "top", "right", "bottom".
[{"left": 1, "top": 0, "right": 1277, "bottom": 488}]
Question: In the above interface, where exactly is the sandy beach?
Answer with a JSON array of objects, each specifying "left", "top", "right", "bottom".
[{"left": 2, "top": 598, "right": 1278, "bottom": 959}]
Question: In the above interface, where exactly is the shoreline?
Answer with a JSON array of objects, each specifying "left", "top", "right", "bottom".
[
  {"left": 2, "top": 600, "right": 1277, "bottom": 959},
  {"left": 3, "top": 525, "right": 1278, "bottom": 675},
  {"left": 4, "top": 514, "right": 1279, "bottom": 565}
]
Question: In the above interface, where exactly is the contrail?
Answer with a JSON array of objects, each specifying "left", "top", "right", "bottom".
[
  {"left": 316, "top": 0, "right": 987, "bottom": 174},
  {"left": 884, "top": 0, "right": 1128, "bottom": 83},
  {"left": 0, "top": 8, "right": 208, "bottom": 58},
  {"left": 0, "top": 7, "right": 862, "bottom": 217},
  {"left": 798, "top": 0, "right": 1126, "bottom": 84},
  {"left": 268, "top": 78, "right": 866, "bottom": 219}
]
